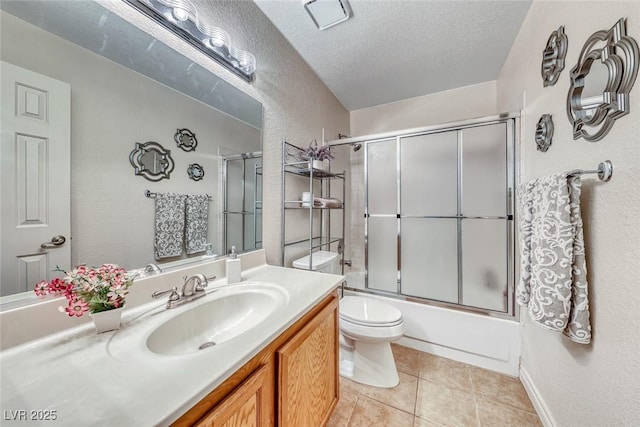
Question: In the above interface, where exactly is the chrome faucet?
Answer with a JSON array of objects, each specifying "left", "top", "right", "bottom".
[
  {"left": 181, "top": 274, "right": 208, "bottom": 297},
  {"left": 152, "top": 274, "right": 216, "bottom": 309}
]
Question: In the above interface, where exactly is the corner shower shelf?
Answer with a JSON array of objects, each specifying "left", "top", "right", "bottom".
[{"left": 281, "top": 140, "right": 346, "bottom": 273}]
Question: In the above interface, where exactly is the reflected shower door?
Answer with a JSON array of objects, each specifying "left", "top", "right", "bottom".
[
  {"left": 224, "top": 154, "right": 262, "bottom": 253},
  {"left": 225, "top": 158, "right": 244, "bottom": 252}
]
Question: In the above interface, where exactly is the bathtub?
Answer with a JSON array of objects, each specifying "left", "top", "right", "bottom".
[{"left": 343, "top": 271, "right": 520, "bottom": 376}]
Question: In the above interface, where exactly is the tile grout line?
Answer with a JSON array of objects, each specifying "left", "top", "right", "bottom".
[
  {"left": 413, "top": 351, "right": 423, "bottom": 416},
  {"left": 469, "top": 367, "right": 482, "bottom": 427},
  {"left": 344, "top": 395, "right": 359, "bottom": 427}
]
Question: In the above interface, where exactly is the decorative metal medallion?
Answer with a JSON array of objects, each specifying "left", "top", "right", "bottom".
[
  {"left": 174, "top": 128, "right": 198, "bottom": 152},
  {"left": 129, "top": 141, "right": 174, "bottom": 181},
  {"left": 187, "top": 163, "right": 205, "bottom": 181},
  {"left": 535, "top": 114, "right": 554, "bottom": 152},
  {"left": 567, "top": 18, "right": 639, "bottom": 142},
  {"left": 541, "top": 26, "right": 568, "bottom": 87}
]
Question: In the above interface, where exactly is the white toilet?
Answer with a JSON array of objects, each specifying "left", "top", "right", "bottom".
[
  {"left": 292, "top": 251, "right": 405, "bottom": 388},
  {"left": 339, "top": 296, "right": 404, "bottom": 387}
]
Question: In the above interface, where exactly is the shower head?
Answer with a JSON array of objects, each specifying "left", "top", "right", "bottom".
[{"left": 352, "top": 143, "right": 362, "bottom": 152}]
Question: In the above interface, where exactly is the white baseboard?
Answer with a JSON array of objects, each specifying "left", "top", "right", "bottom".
[{"left": 519, "top": 366, "right": 555, "bottom": 427}]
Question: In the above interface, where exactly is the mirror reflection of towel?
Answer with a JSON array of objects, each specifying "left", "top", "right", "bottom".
[
  {"left": 313, "top": 197, "right": 343, "bottom": 208},
  {"left": 185, "top": 194, "right": 209, "bottom": 254},
  {"left": 154, "top": 193, "right": 187, "bottom": 259},
  {"left": 516, "top": 173, "right": 591, "bottom": 344}
]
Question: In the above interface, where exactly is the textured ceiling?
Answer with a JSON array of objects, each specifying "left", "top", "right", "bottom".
[{"left": 254, "top": 0, "right": 532, "bottom": 111}]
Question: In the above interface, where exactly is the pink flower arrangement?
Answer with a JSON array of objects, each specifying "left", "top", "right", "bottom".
[{"left": 33, "top": 264, "right": 136, "bottom": 317}]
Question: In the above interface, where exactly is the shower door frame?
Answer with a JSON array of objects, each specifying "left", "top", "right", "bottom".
[
  {"left": 333, "top": 113, "right": 519, "bottom": 319},
  {"left": 222, "top": 152, "right": 263, "bottom": 253}
]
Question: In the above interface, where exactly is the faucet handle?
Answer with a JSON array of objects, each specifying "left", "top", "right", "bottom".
[
  {"left": 152, "top": 286, "right": 180, "bottom": 302},
  {"left": 194, "top": 275, "right": 214, "bottom": 292}
]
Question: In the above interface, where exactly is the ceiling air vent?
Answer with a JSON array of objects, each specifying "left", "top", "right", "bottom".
[{"left": 303, "top": 0, "right": 352, "bottom": 30}]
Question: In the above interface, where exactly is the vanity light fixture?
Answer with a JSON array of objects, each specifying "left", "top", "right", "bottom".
[
  {"left": 304, "top": 0, "right": 352, "bottom": 30},
  {"left": 124, "top": 0, "right": 256, "bottom": 82}
]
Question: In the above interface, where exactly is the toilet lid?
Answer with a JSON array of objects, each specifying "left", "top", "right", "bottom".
[{"left": 340, "top": 296, "right": 402, "bottom": 326}]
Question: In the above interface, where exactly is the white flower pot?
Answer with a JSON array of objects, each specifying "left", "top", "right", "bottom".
[
  {"left": 312, "top": 159, "right": 327, "bottom": 171},
  {"left": 90, "top": 307, "right": 124, "bottom": 333}
]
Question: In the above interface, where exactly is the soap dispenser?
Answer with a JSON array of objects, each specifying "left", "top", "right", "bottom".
[{"left": 226, "top": 246, "right": 242, "bottom": 284}]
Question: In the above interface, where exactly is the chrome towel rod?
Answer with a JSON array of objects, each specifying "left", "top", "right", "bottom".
[
  {"left": 144, "top": 189, "right": 213, "bottom": 200},
  {"left": 569, "top": 160, "right": 613, "bottom": 182}
]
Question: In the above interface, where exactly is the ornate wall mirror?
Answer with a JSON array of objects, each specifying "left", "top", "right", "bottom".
[
  {"left": 535, "top": 114, "right": 554, "bottom": 152},
  {"left": 175, "top": 128, "right": 198, "bottom": 152},
  {"left": 567, "top": 18, "right": 639, "bottom": 141},
  {"left": 0, "top": 1, "right": 263, "bottom": 304},
  {"left": 188, "top": 163, "right": 205, "bottom": 181},
  {"left": 541, "top": 25, "right": 568, "bottom": 87},
  {"left": 130, "top": 141, "right": 175, "bottom": 181}
]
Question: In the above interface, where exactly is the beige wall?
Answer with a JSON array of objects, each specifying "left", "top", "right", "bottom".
[
  {"left": 350, "top": 81, "right": 498, "bottom": 136},
  {"left": 101, "top": 1, "right": 350, "bottom": 267},
  {"left": 497, "top": 2, "right": 640, "bottom": 425}
]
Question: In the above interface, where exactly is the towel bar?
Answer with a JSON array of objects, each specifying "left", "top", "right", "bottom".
[
  {"left": 145, "top": 189, "right": 213, "bottom": 200},
  {"left": 568, "top": 160, "right": 613, "bottom": 182}
]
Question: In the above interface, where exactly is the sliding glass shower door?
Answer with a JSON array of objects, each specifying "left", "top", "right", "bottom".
[
  {"left": 400, "top": 131, "right": 459, "bottom": 303},
  {"left": 365, "top": 119, "right": 514, "bottom": 314}
]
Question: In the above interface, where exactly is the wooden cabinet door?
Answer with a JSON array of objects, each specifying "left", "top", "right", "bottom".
[
  {"left": 278, "top": 296, "right": 339, "bottom": 426},
  {"left": 196, "top": 364, "right": 272, "bottom": 427}
]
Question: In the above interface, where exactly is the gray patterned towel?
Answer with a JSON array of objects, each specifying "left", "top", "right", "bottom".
[
  {"left": 154, "top": 193, "right": 187, "bottom": 259},
  {"left": 516, "top": 173, "right": 592, "bottom": 344},
  {"left": 185, "top": 194, "right": 209, "bottom": 255}
]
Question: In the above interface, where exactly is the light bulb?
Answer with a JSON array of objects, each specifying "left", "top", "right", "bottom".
[
  {"left": 172, "top": 7, "right": 189, "bottom": 22},
  {"left": 210, "top": 35, "right": 225, "bottom": 48}
]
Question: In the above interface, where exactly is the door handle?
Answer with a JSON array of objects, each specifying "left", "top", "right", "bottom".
[{"left": 41, "top": 235, "right": 66, "bottom": 249}]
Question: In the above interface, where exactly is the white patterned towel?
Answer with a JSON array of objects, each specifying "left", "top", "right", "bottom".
[
  {"left": 185, "top": 194, "right": 209, "bottom": 255},
  {"left": 516, "top": 173, "right": 592, "bottom": 344},
  {"left": 154, "top": 193, "right": 187, "bottom": 259}
]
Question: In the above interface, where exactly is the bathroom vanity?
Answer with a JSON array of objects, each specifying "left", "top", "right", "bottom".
[
  {"left": 175, "top": 292, "right": 338, "bottom": 426},
  {"left": 0, "top": 255, "right": 342, "bottom": 426}
]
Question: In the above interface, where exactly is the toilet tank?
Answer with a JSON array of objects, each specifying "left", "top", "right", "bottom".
[{"left": 292, "top": 251, "right": 339, "bottom": 274}]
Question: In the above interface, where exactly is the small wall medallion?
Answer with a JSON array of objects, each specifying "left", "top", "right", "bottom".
[
  {"left": 188, "top": 163, "right": 205, "bottom": 181},
  {"left": 567, "top": 18, "right": 639, "bottom": 141},
  {"left": 174, "top": 128, "right": 198, "bottom": 152},
  {"left": 535, "top": 114, "right": 554, "bottom": 152},
  {"left": 129, "top": 141, "right": 174, "bottom": 181},
  {"left": 541, "top": 26, "right": 568, "bottom": 87}
]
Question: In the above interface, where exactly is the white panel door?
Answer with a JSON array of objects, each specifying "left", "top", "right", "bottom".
[{"left": 1, "top": 61, "right": 71, "bottom": 297}]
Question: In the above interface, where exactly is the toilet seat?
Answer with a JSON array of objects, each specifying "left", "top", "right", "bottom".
[
  {"left": 340, "top": 318, "right": 405, "bottom": 342},
  {"left": 340, "top": 296, "right": 402, "bottom": 327}
]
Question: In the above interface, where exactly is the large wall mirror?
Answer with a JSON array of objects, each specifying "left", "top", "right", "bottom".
[{"left": 0, "top": 1, "right": 263, "bottom": 303}]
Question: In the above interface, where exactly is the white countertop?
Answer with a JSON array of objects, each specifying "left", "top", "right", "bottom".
[{"left": 0, "top": 265, "right": 342, "bottom": 426}]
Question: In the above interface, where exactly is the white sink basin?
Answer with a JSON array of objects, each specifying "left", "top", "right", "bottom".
[{"left": 146, "top": 283, "right": 288, "bottom": 356}]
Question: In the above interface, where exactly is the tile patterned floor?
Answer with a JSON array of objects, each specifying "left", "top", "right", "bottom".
[{"left": 327, "top": 344, "right": 542, "bottom": 427}]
